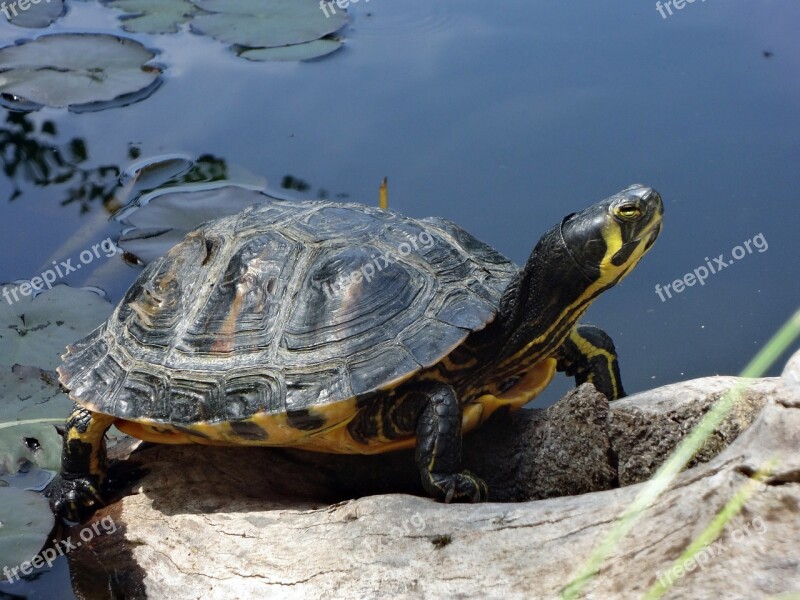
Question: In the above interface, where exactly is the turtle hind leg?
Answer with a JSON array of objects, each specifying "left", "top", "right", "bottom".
[
  {"left": 556, "top": 324, "right": 625, "bottom": 400},
  {"left": 48, "top": 402, "right": 115, "bottom": 522},
  {"left": 415, "top": 382, "right": 488, "bottom": 503}
]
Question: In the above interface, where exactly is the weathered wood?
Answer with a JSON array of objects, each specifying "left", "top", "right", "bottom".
[{"left": 66, "top": 356, "right": 800, "bottom": 600}]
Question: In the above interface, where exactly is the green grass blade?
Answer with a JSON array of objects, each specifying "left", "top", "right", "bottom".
[
  {"left": 560, "top": 308, "right": 800, "bottom": 600},
  {"left": 642, "top": 458, "right": 778, "bottom": 600}
]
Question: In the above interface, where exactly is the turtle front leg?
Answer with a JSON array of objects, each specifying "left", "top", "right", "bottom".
[
  {"left": 555, "top": 324, "right": 626, "bottom": 400},
  {"left": 415, "top": 383, "right": 488, "bottom": 503},
  {"left": 48, "top": 403, "right": 115, "bottom": 521}
]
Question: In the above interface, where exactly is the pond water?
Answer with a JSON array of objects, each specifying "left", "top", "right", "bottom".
[{"left": 0, "top": 0, "right": 798, "bottom": 597}]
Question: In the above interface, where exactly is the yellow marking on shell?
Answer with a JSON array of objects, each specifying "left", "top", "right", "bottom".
[
  {"left": 463, "top": 358, "right": 556, "bottom": 433},
  {"left": 114, "top": 397, "right": 413, "bottom": 455},
  {"left": 115, "top": 420, "right": 215, "bottom": 445},
  {"left": 211, "top": 284, "right": 245, "bottom": 353},
  {"left": 113, "top": 357, "right": 556, "bottom": 455}
]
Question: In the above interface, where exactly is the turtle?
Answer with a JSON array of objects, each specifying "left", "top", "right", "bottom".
[{"left": 49, "top": 183, "right": 663, "bottom": 520}]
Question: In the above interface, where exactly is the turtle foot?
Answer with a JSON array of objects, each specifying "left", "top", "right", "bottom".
[
  {"left": 47, "top": 475, "right": 105, "bottom": 522},
  {"left": 429, "top": 470, "right": 489, "bottom": 503}
]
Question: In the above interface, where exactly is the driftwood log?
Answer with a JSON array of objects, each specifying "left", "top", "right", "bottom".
[{"left": 66, "top": 351, "right": 800, "bottom": 599}]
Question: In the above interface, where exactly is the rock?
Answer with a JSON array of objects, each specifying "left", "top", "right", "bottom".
[
  {"left": 65, "top": 364, "right": 800, "bottom": 599},
  {"left": 608, "top": 376, "right": 777, "bottom": 486},
  {"left": 781, "top": 348, "right": 800, "bottom": 406}
]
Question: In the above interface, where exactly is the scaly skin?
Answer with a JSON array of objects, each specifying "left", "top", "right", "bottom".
[{"left": 48, "top": 403, "right": 114, "bottom": 522}]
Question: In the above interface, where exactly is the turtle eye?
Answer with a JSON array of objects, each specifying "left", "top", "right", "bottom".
[{"left": 616, "top": 203, "right": 641, "bottom": 221}]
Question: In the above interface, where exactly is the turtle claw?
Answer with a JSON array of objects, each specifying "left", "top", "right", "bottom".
[
  {"left": 432, "top": 471, "right": 488, "bottom": 503},
  {"left": 48, "top": 476, "right": 105, "bottom": 522}
]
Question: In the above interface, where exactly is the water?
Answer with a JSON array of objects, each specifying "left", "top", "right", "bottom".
[{"left": 0, "top": 0, "right": 798, "bottom": 595}]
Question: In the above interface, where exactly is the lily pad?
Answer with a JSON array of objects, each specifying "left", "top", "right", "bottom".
[
  {"left": 6, "top": 0, "right": 64, "bottom": 28},
  {"left": 0, "top": 33, "right": 161, "bottom": 110},
  {"left": 239, "top": 38, "right": 343, "bottom": 62},
  {"left": 0, "top": 467, "right": 55, "bottom": 492},
  {"left": 0, "top": 285, "right": 114, "bottom": 370},
  {"left": 117, "top": 183, "right": 281, "bottom": 264},
  {"left": 105, "top": 0, "right": 198, "bottom": 34},
  {"left": 192, "top": 0, "right": 348, "bottom": 49},
  {"left": 0, "top": 487, "right": 54, "bottom": 575},
  {"left": 0, "top": 365, "right": 70, "bottom": 475},
  {"left": 119, "top": 153, "right": 196, "bottom": 204}
]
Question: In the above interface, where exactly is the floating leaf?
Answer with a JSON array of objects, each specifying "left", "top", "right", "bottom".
[
  {"left": 238, "top": 38, "right": 342, "bottom": 62},
  {"left": 6, "top": 0, "right": 65, "bottom": 28},
  {"left": 0, "top": 488, "right": 54, "bottom": 575},
  {"left": 192, "top": 0, "right": 348, "bottom": 49},
  {"left": 0, "top": 366, "right": 70, "bottom": 475},
  {"left": 0, "top": 33, "right": 161, "bottom": 110},
  {"left": 104, "top": 0, "right": 198, "bottom": 34},
  {"left": 117, "top": 183, "right": 282, "bottom": 264},
  {"left": 121, "top": 154, "right": 195, "bottom": 187},
  {"left": 0, "top": 366, "right": 68, "bottom": 475},
  {"left": 0, "top": 285, "right": 114, "bottom": 370},
  {"left": 0, "top": 467, "right": 55, "bottom": 492}
]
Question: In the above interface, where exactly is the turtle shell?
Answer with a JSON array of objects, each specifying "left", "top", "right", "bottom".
[{"left": 58, "top": 199, "right": 517, "bottom": 425}]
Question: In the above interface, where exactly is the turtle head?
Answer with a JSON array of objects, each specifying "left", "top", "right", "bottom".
[
  {"left": 559, "top": 183, "right": 663, "bottom": 288},
  {"left": 488, "top": 185, "right": 663, "bottom": 367}
]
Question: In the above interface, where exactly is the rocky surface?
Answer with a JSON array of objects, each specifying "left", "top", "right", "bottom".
[{"left": 66, "top": 352, "right": 800, "bottom": 599}]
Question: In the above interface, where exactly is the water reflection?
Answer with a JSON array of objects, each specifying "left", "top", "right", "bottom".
[{"left": 0, "top": 112, "right": 123, "bottom": 212}]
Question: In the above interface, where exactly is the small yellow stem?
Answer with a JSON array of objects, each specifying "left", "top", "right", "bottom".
[{"left": 379, "top": 177, "right": 388, "bottom": 209}]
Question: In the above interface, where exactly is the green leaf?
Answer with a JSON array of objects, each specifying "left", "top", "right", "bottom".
[
  {"left": 105, "top": 0, "right": 198, "bottom": 34},
  {"left": 0, "top": 467, "right": 55, "bottom": 492},
  {"left": 120, "top": 153, "right": 194, "bottom": 194},
  {"left": 0, "top": 488, "right": 55, "bottom": 576},
  {"left": 0, "top": 365, "right": 71, "bottom": 475},
  {"left": 0, "top": 33, "right": 161, "bottom": 109},
  {"left": 116, "top": 183, "right": 279, "bottom": 264},
  {"left": 0, "top": 285, "right": 114, "bottom": 370},
  {"left": 239, "top": 39, "right": 343, "bottom": 62},
  {"left": 6, "top": 0, "right": 64, "bottom": 28},
  {"left": 192, "top": 0, "right": 348, "bottom": 49}
]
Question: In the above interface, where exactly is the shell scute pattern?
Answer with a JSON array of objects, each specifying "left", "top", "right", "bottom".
[
  {"left": 116, "top": 231, "right": 210, "bottom": 350},
  {"left": 114, "top": 367, "right": 168, "bottom": 420},
  {"left": 180, "top": 231, "right": 299, "bottom": 355},
  {"left": 59, "top": 199, "right": 519, "bottom": 425}
]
